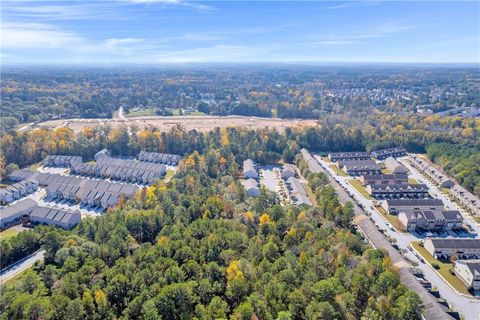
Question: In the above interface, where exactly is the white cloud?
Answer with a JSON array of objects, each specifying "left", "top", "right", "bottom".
[
  {"left": 1, "top": 22, "right": 85, "bottom": 49},
  {"left": 150, "top": 44, "right": 281, "bottom": 63},
  {"left": 126, "top": 0, "right": 212, "bottom": 10},
  {"left": 326, "top": 1, "right": 382, "bottom": 10},
  {"left": 105, "top": 38, "right": 145, "bottom": 47}
]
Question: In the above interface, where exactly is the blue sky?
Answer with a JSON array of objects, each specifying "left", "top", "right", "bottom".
[{"left": 2, "top": 0, "right": 479, "bottom": 64}]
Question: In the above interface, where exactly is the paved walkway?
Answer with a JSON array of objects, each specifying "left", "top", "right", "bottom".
[{"left": 0, "top": 250, "right": 45, "bottom": 284}]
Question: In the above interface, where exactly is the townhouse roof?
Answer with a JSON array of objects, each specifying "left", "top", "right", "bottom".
[
  {"left": 242, "top": 178, "right": 259, "bottom": 190},
  {"left": 427, "top": 238, "right": 480, "bottom": 249},
  {"left": 1, "top": 198, "right": 38, "bottom": 219},
  {"left": 385, "top": 198, "right": 445, "bottom": 207}
]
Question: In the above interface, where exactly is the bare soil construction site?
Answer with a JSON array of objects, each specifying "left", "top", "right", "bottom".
[{"left": 32, "top": 115, "right": 319, "bottom": 133}]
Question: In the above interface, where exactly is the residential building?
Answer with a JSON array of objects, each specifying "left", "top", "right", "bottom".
[
  {"left": 381, "top": 198, "right": 445, "bottom": 215},
  {"left": 286, "top": 177, "right": 312, "bottom": 206},
  {"left": 366, "top": 183, "right": 429, "bottom": 199},
  {"left": 29, "top": 206, "right": 81, "bottom": 230},
  {"left": 454, "top": 260, "right": 480, "bottom": 290},
  {"left": 71, "top": 156, "right": 166, "bottom": 184},
  {"left": 359, "top": 173, "right": 408, "bottom": 186},
  {"left": 242, "top": 178, "right": 260, "bottom": 197},
  {"left": 0, "top": 198, "right": 37, "bottom": 229},
  {"left": 10, "top": 171, "right": 138, "bottom": 210},
  {"left": 384, "top": 157, "right": 408, "bottom": 174},
  {"left": 328, "top": 151, "right": 370, "bottom": 162},
  {"left": 281, "top": 164, "right": 297, "bottom": 179},
  {"left": 138, "top": 151, "right": 182, "bottom": 165},
  {"left": 243, "top": 159, "right": 258, "bottom": 179},
  {"left": 424, "top": 238, "right": 480, "bottom": 260},
  {"left": 337, "top": 159, "right": 381, "bottom": 176},
  {"left": 371, "top": 147, "right": 406, "bottom": 160},
  {"left": 398, "top": 210, "right": 463, "bottom": 231},
  {"left": 42, "top": 155, "right": 83, "bottom": 168},
  {"left": 450, "top": 185, "right": 480, "bottom": 216},
  {"left": 95, "top": 149, "right": 111, "bottom": 160},
  {"left": 407, "top": 155, "right": 454, "bottom": 188}
]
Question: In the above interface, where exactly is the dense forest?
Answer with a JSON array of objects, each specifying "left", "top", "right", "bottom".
[
  {"left": 426, "top": 143, "right": 480, "bottom": 195},
  {"left": 1, "top": 112, "right": 479, "bottom": 195},
  {"left": 0, "top": 145, "right": 423, "bottom": 319}
]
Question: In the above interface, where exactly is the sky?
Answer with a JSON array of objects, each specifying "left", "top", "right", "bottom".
[{"left": 1, "top": 0, "right": 479, "bottom": 64}]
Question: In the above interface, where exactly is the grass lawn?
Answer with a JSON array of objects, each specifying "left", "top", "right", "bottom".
[
  {"left": 164, "top": 169, "right": 176, "bottom": 181},
  {"left": 189, "top": 110, "right": 205, "bottom": 116},
  {"left": 321, "top": 157, "right": 331, "bottom": 163},
  {"left": 382, "top": 169, "right": 392, "bottom": 174},
  {"left": 0, "top": 228, "right": 21, "bottom": 241},
  {"left": 349, "top": 179, "right": 373, "bottom": 199},
  {"left": 329, "top": 164, "right": 347, "bottom": 177},
  {"left": 408, "top": 178, "right": 418, "bottom": 184},
  {"left": 28, "top": 162, "right": 42, "bottom": 170},
  {"left": 375, "top": 205, "right": 406, "bottom": 232},
  {"left": 411, "top": 242, "right": 470, "bottom": 295},
  {"left": 125, "top": 109, "right": 155, "bottom": 117}
]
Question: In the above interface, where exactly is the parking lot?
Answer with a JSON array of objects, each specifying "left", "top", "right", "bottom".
[{"left": 259, "top": 166, "right": 290, "bottom": 204}]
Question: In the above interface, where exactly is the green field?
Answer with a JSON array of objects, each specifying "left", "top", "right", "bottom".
[
  {"left": 125, "top": 109, "right": 155, "bottom": 117},
  {"left": 375, "top": 205, "right": 406, "bottom": 232},
  {"left": 349, "top": 179, "right": 373, "bottom": 199},
  {"left": 329, "top": 164, "right": 347, "bottom": 177},
  {"left": 0, "top": 228, "right": 21, "bottom": 241},
  {"left": 411, "top": 242, "right": 470, "bottom": 295},
  {"left": 189, "top": 111, "right": 206, "bottom": 116}
]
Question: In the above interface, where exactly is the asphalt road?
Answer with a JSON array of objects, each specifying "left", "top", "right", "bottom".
[
  {"left": 306, "top": 152, "right": 455, "bottom": 320},
  {"left": 0, "top": 250, "right": 45, "bottom": 284}
]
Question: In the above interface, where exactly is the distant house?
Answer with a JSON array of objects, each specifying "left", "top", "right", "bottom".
[
  {"left": 371, "top": 147, "right": 406, "bottom": 160},
  {"left": 138, "top": 151, "right": 182, "bottom": 165},
  {"left": 366, "top": 183, "right": 429, "bottom": 199},
  {"left": 398, "top": 210, "right": 463, "bottom": 232},
  {"left": 29, "top": 206, "right": 81, "bottom": 230},
  {"left": 43, "top": 155, "right": 83, "bottom": 168},
  {"left": 424, "top": 238, "right": 480, "bottom": 260},
  {"left": 337, "top": 159, "right": 381, "bottom": 176},
  {"left": 286, "top": 177, "right": 312, "bottom": 206},
  {"left": 384, "top": 157, "right": 408, "bottom": 174},
  {"left": 95, "top": 149, "right": 111, "bottom": 160},
  {"left": 242, "top": 179, "right": 260, "bottom": 197},
  {"left": 0, "top": 179, "right": 39, "bottom": 205},
  {"left": 0, "top": 198, "right": 38, "bottom": 229},
  {"left": 381, "top": 198, "right": 444, "bottom": 215},
  {"left": 243, "top": 159, "right": 258, "bottom": 179},
  {"left": 281, "top": 164, "right": 297, "bottom": 179},
  {"left": 328, "top": 151, "right": 370, "bottom": 162},
  {"left": 359, "top": 173, "right": 408, "bottom": 186},
  {"left": 407, "top": 155, "right": 454, "bottom": 188},
  {"left": 454, "top": 260, "right": 480, "bottom": 290}
]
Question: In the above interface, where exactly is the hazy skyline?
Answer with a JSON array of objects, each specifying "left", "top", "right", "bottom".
[{"left": 2, "top": 0, "right": 479, "bottom": 64}]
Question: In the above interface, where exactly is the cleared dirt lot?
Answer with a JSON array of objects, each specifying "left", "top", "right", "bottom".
[{"left": 34, "top": 115, "right": 319, "bottom": 133}]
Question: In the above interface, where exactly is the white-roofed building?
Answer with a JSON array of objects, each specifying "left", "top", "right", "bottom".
[
  {"left": 243, "top": 159, "right": 258, "bottom": 179},
  {"left": 242, "top": 178, "right": 260, "bottom": 197}
]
